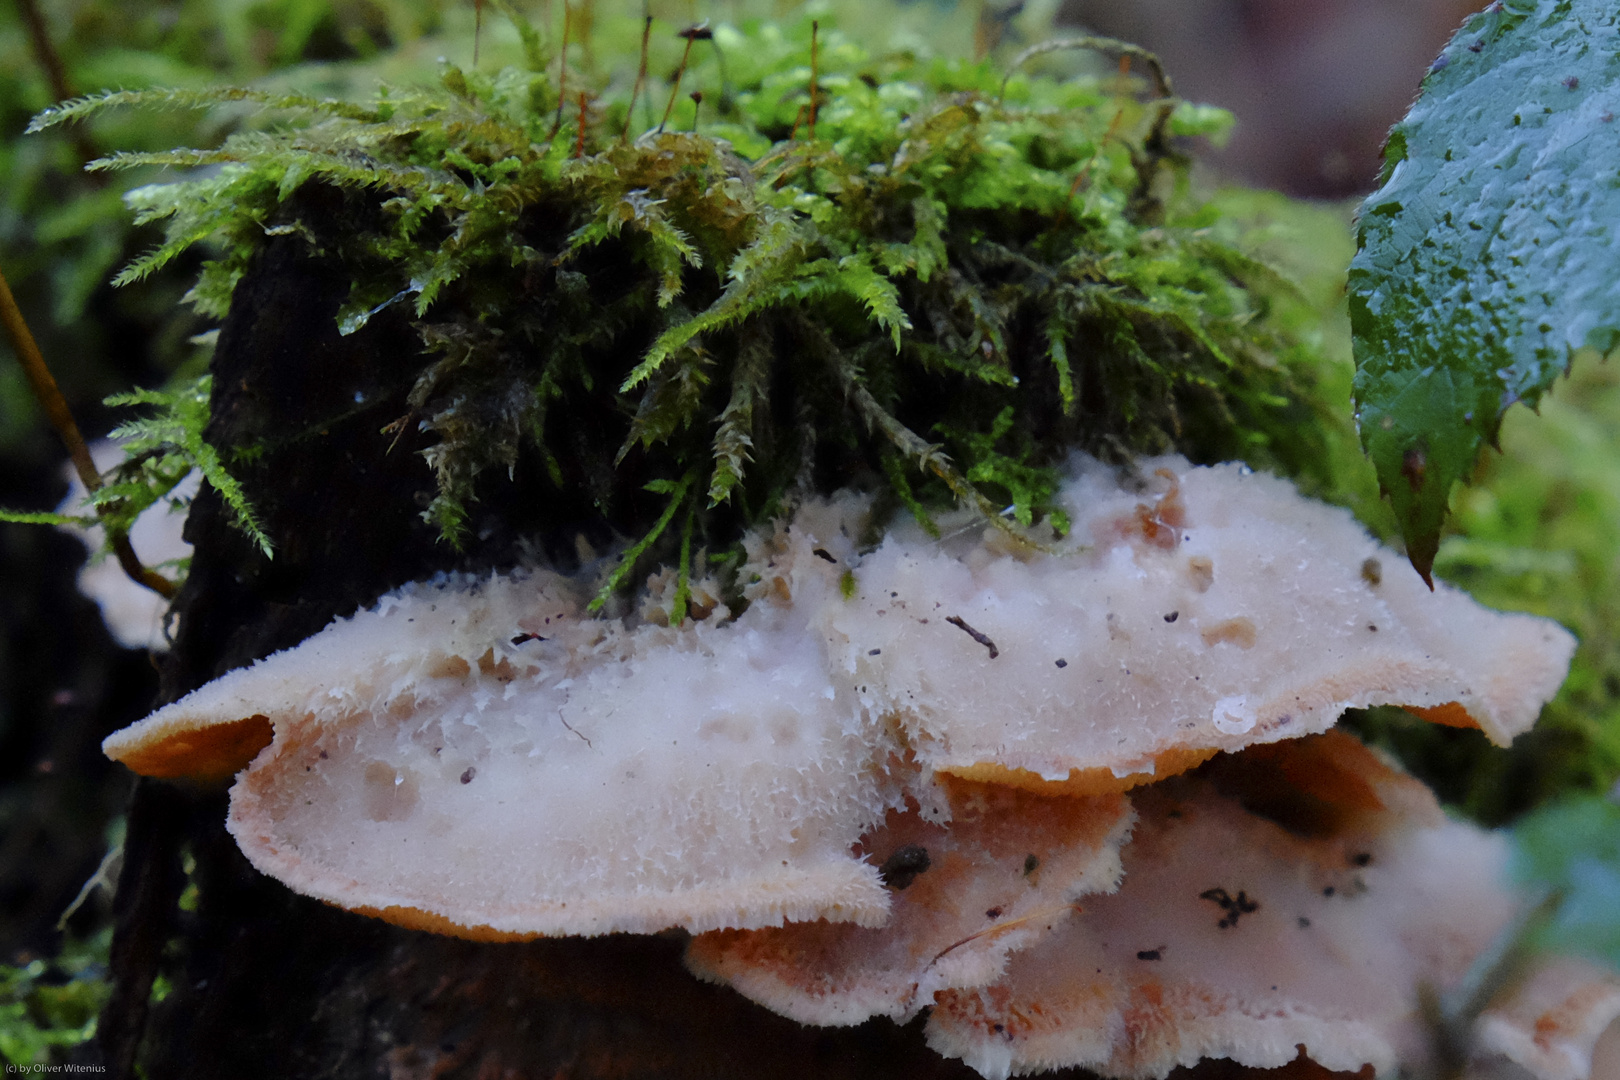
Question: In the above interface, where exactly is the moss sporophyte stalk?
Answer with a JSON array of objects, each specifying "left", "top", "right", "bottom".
[{"left": 25, "top": 14, "right": 1345, "bottom": 607}]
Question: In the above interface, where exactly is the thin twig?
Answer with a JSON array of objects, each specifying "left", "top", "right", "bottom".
[
  {"left": 808, "top": 20, "right": 820, "bottom": 141},
  {"left": 13, "top": 0, "right": 102, "bottom": 172},
  {"left": 574, "top": 91, "right": 589, "bottom": 157},
  {"left": 945, "top": 615, "right": 1000, "bottom": 659},
  {"left": 1063, "top": 97, "right": 1129, "bottom": 212},
  {"left": 658, "top": 23, "right": 705, "bottom": 134},
  {"left": 0, "top": 264, "right": 176, "bottom": 598},
  {"left": 787, "top": 102, "right": 809, "bottom": 142},
  {"left": 13, "top": 0, "right": 72, "bottom": 103},
  {"left": 550, "top": 2, "right": 571, "bottom": 140},
  {"left": 928, "top": 902, "right": 1079, "bottom": 966},
  {"left": 998, "top": 36, "right": 1173, "bottom": 103}
]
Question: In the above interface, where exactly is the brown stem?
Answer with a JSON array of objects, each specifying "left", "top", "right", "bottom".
[
  {"left": 623, "top": 14, "right": 652, "bottom": 141},
  {"left": 1062, "top": 102, "right": 1127, "bottom": 210},
  {"left": 574, "top": 91, "right": 589, "bottom": 157},
  {"left": 549, "top": 2, "right": 570, "bottom": 140},
  {"left": 657, "top": 30, "right": 697, "bottom": 134},
  {"left": 12, "top": 0, "right": 103, "bottom": 173},
  {"left": 0, "top": 263, "right": 177, "bottom": 598},
  {"left": 999, "top": 36, "right": 1173, "bottom": 103},
  {"left": 808, "top": 20, "right": 820, "bottom": 141},
  {"left": 13, "top": 0, "right": 72, "bottom": 103}
]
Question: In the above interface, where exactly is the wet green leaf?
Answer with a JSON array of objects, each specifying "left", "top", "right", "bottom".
[{"left": 1349, "top": 0, "right": 1620, "bottom": 584}]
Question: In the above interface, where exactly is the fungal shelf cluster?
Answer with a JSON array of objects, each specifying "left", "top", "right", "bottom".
[{"left": 104, "top": 457, "right": 1620, "bottom": 1080}]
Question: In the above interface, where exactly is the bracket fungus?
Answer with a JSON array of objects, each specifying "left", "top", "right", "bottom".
[
  {"left": 105, "top": 456, "right": 1605, "bottom": 1077},
  {"left": 686, "top": 782, "right": 1137, "bottom": 1026},
  {"left": 919, "top": 733, "right": 1611, "bottom": 1080}
]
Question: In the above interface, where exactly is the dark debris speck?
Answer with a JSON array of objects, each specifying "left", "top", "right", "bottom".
[
  {"left": 879, "top": 844, "right": 931, "bottom": 890},
  {"left": 1200, "top": 887, "right": 1259, "bottom": 929}
]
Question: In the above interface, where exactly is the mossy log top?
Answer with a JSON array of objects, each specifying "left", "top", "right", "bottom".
[{"left": 35, "top": 16, "right": 1344, "bottom": 611}]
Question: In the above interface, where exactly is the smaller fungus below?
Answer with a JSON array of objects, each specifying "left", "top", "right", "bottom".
[
  {"left": 687, "top": 782, "right": 1133, "bottom": 1026},
  {"left": 1472, "top": 956, "right": 1620, "bottom": 1080},
  {"left": 920, "top": 734, "right": 1606, "bottom": 1080}
]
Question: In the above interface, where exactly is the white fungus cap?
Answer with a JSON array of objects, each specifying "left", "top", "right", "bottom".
[
  {"left": 55, "top": 439, "right": 196, "bottom": 652},
  {"left": 102, "top": 457, "right": 1577, "bottom": 940},
  {"left": 826, "top": 457, "right": 1576, "bottom": 794},
  {"left": 226, "top": 557, "right": 908, "bottom": 939}
]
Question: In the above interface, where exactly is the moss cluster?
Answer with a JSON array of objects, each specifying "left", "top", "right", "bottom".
[{"left": 33, "top": 12, "right": 1344, "bottom": 607}]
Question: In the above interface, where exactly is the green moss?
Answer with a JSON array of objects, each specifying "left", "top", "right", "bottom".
[
  {"left": 0, "top": 928, "right": 111, "bottom": 1067},
  {"left": 32, "top": 13, "right": 1347, "bottom": 602}
]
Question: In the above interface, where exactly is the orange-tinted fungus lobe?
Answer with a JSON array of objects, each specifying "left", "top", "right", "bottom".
[
  {"left": 942, "top": 747, "right": 1220, "bottom": 798},
  {"left": 1404, "top": 701, "right": 1480, "bottom": 730},
  {"left": 115, "top": 714, "right": 274, "bottom": 782},
  {"left": 346, "top": 902, "right": 544, "bottom": 942}
]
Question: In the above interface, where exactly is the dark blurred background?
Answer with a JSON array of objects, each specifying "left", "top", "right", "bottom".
[{"left": 1059, "top": 0, "right": 1484, "bottom": 198}]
